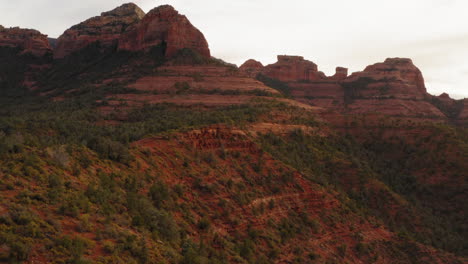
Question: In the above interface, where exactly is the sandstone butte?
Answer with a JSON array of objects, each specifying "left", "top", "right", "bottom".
[
  {"left": 344, "top": 58, "right": 428, "bottom": 99},
  {"left": 53, "top": 3, "right": 145, "bottom": 59},
  {"left": 241, "top": 55, "right": 349, "bottom": 82},
  {"left": 53, "top": 3, "right": 210, "bottom": 59},
  {"left": 239, "top": 56, "right": 465, "bottom": 119},
  {"left": 241, "top": 56, "right": 430, "bottom": 100},
  {"left": 239, "top": 59, "right": 264, "bottom": 77},
  {"left": 118, "top": 5, "right": 211, "bottom": 58},
  {"left": 0, "top": 25, "right": 52, "bottom": 57},
  {"left": 1, "top": 3, "right": 466, "bottom": 123},
  {"left": 263, "top": 55, "right": 326, "bottom": 82},
  {"left": 241, "top": 56, "right": 426, "bottom": 97}
]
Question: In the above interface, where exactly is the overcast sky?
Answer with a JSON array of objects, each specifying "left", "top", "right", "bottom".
[{"left": 1, "top": 0, "right": 467, "bottom": 98}]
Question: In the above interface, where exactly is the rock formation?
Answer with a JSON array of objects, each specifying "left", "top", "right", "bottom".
[
  {"left": 118, "top": 5, "right": 210, "bottom": 58},
  {"left": 344, "top": 58, "right": 428, "bottom": 99},
  {"left": 262, "top": 55, "right": 326, "bottom": 82},
  {"left": 251, "top": 56, "right": 450, "bottom": 119},
  {"left": 54, "top": 3, "right": 145, "bottom": 59},
  {"left": 0, "top": 26, "right": 52, "bottom": 57},
  {"left": 431, "top": 93, "right": 468, "bottom": 124},
  {"left": 239, "top": 59, "right": 264, "bottom": 77},
  {"left": 330, "top": 67, "right": 348, "bottom": 80}
]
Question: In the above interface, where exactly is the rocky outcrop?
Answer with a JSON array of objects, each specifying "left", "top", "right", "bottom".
[
  {"left": 54, "top": 3, "right": 145, "bottom": 59},
  {"left": 0, "top": 26, "right": 52, "bottom": 57},
  {"left": 118, "top": 5, "right": 210, "bottom": 58},
  {"left": 330, "top": 67, "right": 348, "bottom": 80},
  {"left": 54, "top": 4, "right": 210, "bottom": 59},
  {"left": 429, "top": 93, "right": 468, "bottom": 123},
  {"left": 239, "top": 59, "right": 264, "bottom": 77},
  {"left": 255, "top": 56, "right": 450, "bottom": 119},
  {"left": 262, "top": 55, "right": 326, "bottom": 82},
  {"left": 254, "top": 55, "right": 346, "bottom": 107},
  {"left": 344, "top": 58, "right": 428, "bottom": 99}
]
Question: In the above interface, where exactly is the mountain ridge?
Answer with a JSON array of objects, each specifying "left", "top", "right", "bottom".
[{"left": 0, "top": 3, "right": 466, "bottom": 263}]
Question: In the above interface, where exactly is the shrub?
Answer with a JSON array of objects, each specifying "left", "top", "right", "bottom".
[
  {"left": 103, "top": 241, "right": 115, "bottom": 254},
  {"left": 78, "top": 214, "right": 91, "bottom": 232},
  {"left": 47, "top": 145, "right": 70, "bottom": 168},
  {"left": 201, "top": 151, "right": 216, "bottom": 165},
  {"left": 337, "top": 244, "right": 347, "bottom": 257},
  {"left": 54, "top": 235, "right": 93, "bottom": 263},
  {"left": 87, "top": 137, "right": 133, "bottom": 164},
  {"left": 6, "top": 240, "right": 32, "bottom": 262},
  {"left": 197, "top": 217, "right": 211, "bottom": 231},
  {"left": 174, "top": 82, "right": 191, "bottom": 94},
  {"left": 149, "top": 180, "right": 171, "bottom": 209}
]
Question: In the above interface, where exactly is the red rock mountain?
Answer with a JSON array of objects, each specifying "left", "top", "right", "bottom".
[
  {"left": 118, "top": 5, "right": 210, "bottom": 58},
  {"left": 54, "top": 3, "right": 145, "bottom": 59},
  {"left": 330, "top": 67, "right": 348, "bottom": 80},
  {"left": 0, "top": 25, "right": 52, "bottom": 56},
  {"left": 1, "top": 3, "right": 465, "bottom": 123},
  {"left": 344, "top": 58, "right": 428, "bottom": 99},
  {"left": 240, "top": 56, "right": 457, "bottom": 119},
  {"left": 0, "top": 3, "right": 467, "bottom": 263},
  {"left": 239, "top": 59, "right": 264, "bottom": 77},
  {"left": 262, "top": 55, "right": 326, "bottom": 82},
  {"left": 53, "top": 4, "right": 210, "bottom": 59}
]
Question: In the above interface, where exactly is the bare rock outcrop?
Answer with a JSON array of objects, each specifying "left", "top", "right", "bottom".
[
  {"left": 118, "top": 5, "right": 210, "bottom": 58},
  {"left": 262, "top": 55, "right": 326, "bottom": 82},
  {"left": 344, "top": 58, "right": 428, "bottom": 99},
  {"left": 0, "top": 26, "right": 52, "bottom": 57},
  {"left": 54, "top": 3, "right": 145, "bottom": 59},
  {"left": 330, "top": 67, "right": 348, "bottom": 80},
  {"left": 239, "top": 59, "right": 264, "bottom": 77}
]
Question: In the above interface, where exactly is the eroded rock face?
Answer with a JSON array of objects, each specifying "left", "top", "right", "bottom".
[
  {"left": 343, "top": 58, "right": 428, "bottom": 100},
  {"left": 262, "top": 55, "right": 325, "bottom": 82},
  {"left": 432, "top": 93, "right": 468, "bottom": 124},
  {"left": 330, "top": 67, "right": 348, "bottom": 80},
  {"left": 458, "top": 99, "right": 468, "bottom": 120},
  {"left": 54, "top": 3, "right": 145, "bottom": 59},
  {"left": 0, "top": 26, "right": 52, "bottom": 57},
  {"left": 118, "top": 5, "right": 210, "bottom": 58},
  {"left": 239, "top": 59, "right": 264, "bottom": 77}
]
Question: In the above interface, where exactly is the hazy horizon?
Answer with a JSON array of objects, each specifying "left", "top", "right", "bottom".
[{"left": 1, "top": 0, "right": 467, "bottom": 99}]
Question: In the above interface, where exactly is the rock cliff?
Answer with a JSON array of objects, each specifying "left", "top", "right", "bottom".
[
  {"left": 54, "top": 3, "right": 145, "bottom": 59},
  {"left": 344, "top": 58, "right": 428, "bottom": 100},
  {"left": 239, "top": 59, "right": 264, "bottom": 77},
  {"left": 0, "top": 26, "right": 52, "bottom": 57},
  {"left": 262, "top": 55, "right": 325, "bottom": 82},
  {"left": 330, "top": 67, "right": 348, "bottom": 80},
  {"left": 118, "top": 5, "right": 210, "bottom": 58}
]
